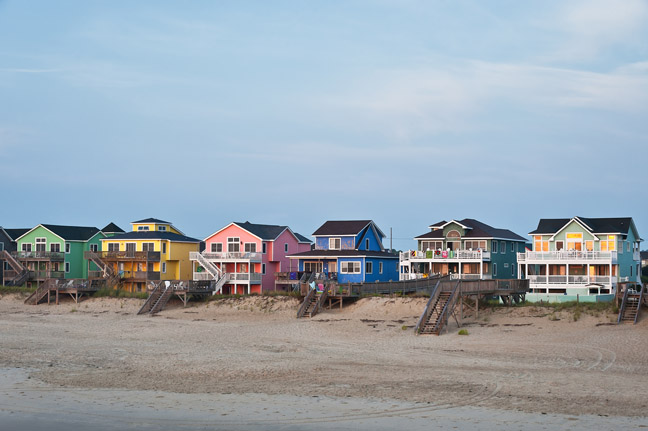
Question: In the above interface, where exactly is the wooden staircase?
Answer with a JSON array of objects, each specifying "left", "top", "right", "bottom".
[
  {"left": 417, "top": 280, "right": 460, "bottom": 335},
  {"left": 0, "top": 250, "right": 31, "bottom": 286},
  {"left": 24, "top": 279, "right": 56, "bottom": 305},
  {"left": 85, "top": 251, "right": 121, "bottom": 289},
  {"left": 137, "top": 282, "right": 174, "bottom": 315},
  {"left": 297, "top": 287, "right": 329, "bottom": 318},
  {"left": 618, "top": 287, "right": 643, "bottom": 324}
]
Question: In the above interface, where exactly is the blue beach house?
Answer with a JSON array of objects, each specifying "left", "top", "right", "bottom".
[{"left": 288, "top": 220, "right": 398, "bottom": 284}]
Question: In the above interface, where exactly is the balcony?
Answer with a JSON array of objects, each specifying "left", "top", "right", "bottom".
[
  {"left": 518, "top": 251, "right": 617, "bottom": 263},
  {"left": 85, "top": 251, "right": 161, "bottom": 261},
  {"left": 191, "top": 272, "right": 262, "bottom": 283},
  {"left": 120, "top": 270, "right": 161, "bottom": 281},
  {"left": 400, "top": 250, "right": 490, "bottom": 262},
  {"left": 402, "top": 273, "right": 492, "bottom": 281},
  {"left": 13, "top": 251, "right": 64, "bottom": 261},
  {"left": 527, "top": 275, "right": 616, "bottom": 285},
  {"left": 196, "top": 251, "right": 263, "bottom": 262}
]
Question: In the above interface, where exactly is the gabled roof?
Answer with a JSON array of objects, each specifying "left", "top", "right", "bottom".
[
  {"left": 234, "top": 222, "right": 289, "bottom": 241},
  {"left": 15, "top": 224, "right": 101, "bottom": 242},
  {"left": 101, "top": 231, "right": 200, "bottom": 243},
  {"left": 3, "top": 228, "right": 30, "bottom": 241},
  {"left": 101, "top": 222, "right": 125, "bottom": 233},
  {"left": 288, "top": 249, "right": 398, "bottom": 259},
  {"left": 416, "top": 218, "right": 526, "bottom": 242},
  {"left": 132, "top": 218, "right": 171, "bottom": 224},
  {"left": 313, "top": 220, "right": 385, "bottom": 238},
  {"left": 530, "top": 217, "right": 636, "bottom": 237},
  {"left": 294, "top": 232, "right": 312, "bottom": 243}
]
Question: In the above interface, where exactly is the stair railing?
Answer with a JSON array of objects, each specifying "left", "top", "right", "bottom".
[
  {"left": 415, "top": 278, "right": 442, "bottom": 334},
  {"left": 617, "top": 287, "right": 630, "bottom": 324},
  {"left": 438, "top": 280, "right": 462, "bottom": 334},
  {"left": 297, "top": 288, "right": 316, "bottom": 318},
  {"left": 634, "top": 285, "right": 644, "bottom": 324}
]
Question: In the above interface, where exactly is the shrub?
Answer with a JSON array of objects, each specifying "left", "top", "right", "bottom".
[{"left": 458, "top": 329, "right": 469, "bottom": 336}]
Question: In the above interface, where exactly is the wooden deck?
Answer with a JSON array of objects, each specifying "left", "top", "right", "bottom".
[{"left": 24, "top": 279, "right": 103, "bottom": 305}]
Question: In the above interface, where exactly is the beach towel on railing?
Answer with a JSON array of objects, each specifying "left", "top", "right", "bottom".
[
  {"left": 426, "top": 251, "right": 433, "bottom": 258},
  {"left": 289, "top": 272, "right": 297, "bottom": 280}
]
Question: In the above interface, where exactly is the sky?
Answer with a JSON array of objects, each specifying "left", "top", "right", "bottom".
[{"left": 1, "top": 0, "right": 647, "bottom": 251}]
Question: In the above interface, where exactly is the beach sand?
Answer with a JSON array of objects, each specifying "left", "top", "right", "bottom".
[{"left": 0, "top": 293, "right": 647, "bottom": 429}]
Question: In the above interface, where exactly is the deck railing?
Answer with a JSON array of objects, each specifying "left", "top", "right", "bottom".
[
  {"left": 401, "top": 250, "right": 490, "bottom": 261},
  {"left": 84, "top": 251, "right": 161, "bottom": 261},
  {"left": 518, "top": 251, "right": 617, "bottom": 262},
  {"left": 198, "top": 252, "right": 262, "bottom": 261},
  {"left": 527, "top": 275, "right": 616, "bottom": 285},
  {"left": 13, "top": 251, "right": 65, "bottom": 261}
]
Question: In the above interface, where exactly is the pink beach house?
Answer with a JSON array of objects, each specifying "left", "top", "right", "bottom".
[{"left": 190, "top": 222, "right": 311, "bottom": 294}]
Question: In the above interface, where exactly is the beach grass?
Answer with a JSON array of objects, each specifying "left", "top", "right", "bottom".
[
  {"left": 92, "top": 288, "right": 148, "bottom": 299},
  {"left": 0, "top": 285, "right": 36, "bottom": 294}
]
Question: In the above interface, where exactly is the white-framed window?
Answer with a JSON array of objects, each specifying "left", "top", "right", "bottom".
[
  {"left": 65, "top": 262, "right": 70, "bottom": 273},
  {"left": 228, "top": 237, "right": 240, "bottom": 253},
  {"left": 22, "top": 243, "right": 32, "bottom": 252},
  {"left": 244, "top": 243, "right": 257, "bottom": 253},
  {"left": 108, "top": 243, "right": 119, "bottom": 252},
  {"left": 627, "top": 242, "right": 631, "bottom": 252},
  {"left": 340, "top": 261, "right": 361, "bottom": 274},
  {"left": 464, "top": 240, "right": 487, "bottom": 251},
  {"left": 500, "top": 241, "right": 506, "bottom": 254},
  {"left": 421, "top": 240, "right": 443, "bottom": 251},
  {"left": 211, "top": 243, "right": 223, "bottom": 253},
  {"left": 65, "top": 243, "right": 71, "bottom": 254},
  {"left": 365, "top": 238, "right": 370, "bottom": 249},
  {"left": 493, "top": 263, "right": 497, "bottom": 277},
  {"left": 366, "top": 261, "right": 373, "bottom": 274},
  {"left": 162, "top": 262, "right": 166, "bottom": 273},
  {"left": 142, "top": 242, "right": 155, "bottom": 251},
  {"left": 329, "top": 238, "right": 341, "bottom": 250},
  {"left": 379, "top": 262, "right": 383, "bottom": 274},
  {"left": 162, "top": 242, "right": 167, "bottom": 254},
  {"left": 90, "top": 244, "right": 98, "bottom": 252},
  {"left": 284, "top": 243, "right": 289, "bottom": 253},
  {"left": 50, "top": 243, "right": 61, "bottom": 253},
  {"left": 137, "top": 226, "right": 150, "bottom": 231},
  {"left": 492, "top": 241, "right": 498, "bottom": 253},
  {"left": 158, "top": 226, "right": 167, "bottom": 231},
  {"left": 262, "top": 263, "right": 266, "bottom": 275},
  {"left": 262, "top": 243, "right": 267, "bottom": 254},
  {"left": 35, "top": 237, "right": 46, "bottom": 252}
]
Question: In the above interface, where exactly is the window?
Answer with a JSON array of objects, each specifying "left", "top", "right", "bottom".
[
  {"left": 142, "top": 242, "right": 155, "bottom": 251},
  {"left": 137, "top": 226, "right": 150, "bottom": 231},
  {"left": 556, "top": 241, "right": 564, "bottom": 251},
  {"left": 304, "top": 262, "right": 323, "bottom": 272},
  {"left": 566, "top": 233, "right": 583, "bottom": 251},
  {"left": 379, "top": 262, "right": 383, "bottom": 274},
  {"left": 511, "top": 265, "right": 515, "bottom": 276},
  {"left": 534, "top": 236, "right": 548, "bottom": 252},
  {"left": 50, "top": 243, "right": 61, "bottom": 253},
  {"left": 585, "top": 241, "right": 593, "bottom": 251},
  {"left": 601, "top": 235, "right": 616, "bottom": 251},
  {"left": 366, "top": 261, "right": 373, "bottom": 274},
  {"left": 492, "top": 241, "right": 498, "bottom": 253},
  {"left": 500, "top": 241, "right": 506, "bottom": 254},
  {"left": 211, "top": 243, "right": 223, "bottom": 253},
  {"left": 262, "top": 243, "right": 267, "bottom": 254},
  {"left": 90, "top": 244, "right": 98, "bottom": 252},
  {"left": 162, "top": 262, "right": 166, "bottom": 273},
  {"left": 0, "top": 243, "right": 3, "bottom": 251},
  {"left": 493, "top": 263, "right": 497, "bottom": 277},
  {"left": 340, "top": 261, "right": 361, "bottom": 274},
  {"left": 421, "top": 241, "right": 443, "bottom": 251},
  {"left": 365, "top": 238, "right": 370, "bottom": 249},
  {"left": 162, "top": 243, "right": 167, "bottom": 254},
  {"left": 262, "top": 263, "right": 266, "bottom": 275},
  {"left": 228, "top": 237, "right": 240, "bottom": 253},
  {"left": 447, "top": 230, "right": 461, "bottom": 238},
  {"left": 627, "top": 242, "right": 630, "bottom": 252},
  {"left": 22, "top": 243, "right": 32, "bottom": 252},
  {"left": 511, "top": 242, "right": 515, "bottom": 253},
  {"left": 158, "top": 226, "right": 167, "bottom": 231},
  {"left": 284, "top": 243, "right": 289, "bottom": 253},
  {"left": 463, "top": 240, "right": 486, "bottom": 251},
  {"left": 65, "top": 262, "right": 70, "bottom": 273},
  {"left": 244, "top": 243, "right": 257, "bottom": 253},
  {"left": 65, "top": 243, "right": 71, "bottom": 253},
  {"left": 108, "top": 243, "right": 119, "bottom": 252},
  {"left": 35, "top": 238, "right": 46, "bottom": 252},
  {"left": 329, "top": 238, "right": 341, "bottom": 250}
]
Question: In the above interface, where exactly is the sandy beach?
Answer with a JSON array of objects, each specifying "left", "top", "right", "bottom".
[{"left": 1, "top": 293, "right": 647, "bottom": 430}]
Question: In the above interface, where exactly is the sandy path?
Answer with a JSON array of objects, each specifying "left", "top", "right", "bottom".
[{"left": 0, "top": 293, "right": 647, "bottom": 419}]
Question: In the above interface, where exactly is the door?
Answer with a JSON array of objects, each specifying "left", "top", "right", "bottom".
[{"left": 126, "top": 243, "right": 136, "bottom": 257}]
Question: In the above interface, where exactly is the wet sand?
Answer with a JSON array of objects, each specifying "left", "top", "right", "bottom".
[{"left": 0, "top": 294, "right": 647, "bottom": 429}]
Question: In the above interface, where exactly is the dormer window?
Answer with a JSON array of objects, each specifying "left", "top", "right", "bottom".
[
  {"left": 329, "top": 238, "right": 341, "bottom": 250},
  {"left": 158, "top": 226, "right": 167, "bottom": 231},
  {"left": 447, "top": 230, "right": 461, "bottom": 239},
  {"left": 137, "top": 226, "right": 150, "bottom": 231}
]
